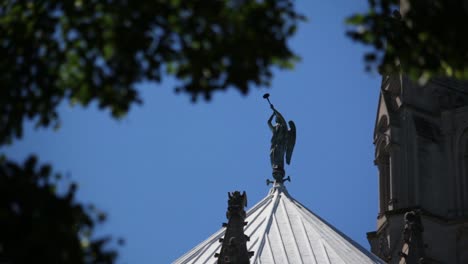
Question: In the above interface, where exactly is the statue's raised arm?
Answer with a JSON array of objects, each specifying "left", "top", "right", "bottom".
[
  {"left": 271, "top": 105, "right": 287, "bottom": 127},
  {"left": 267, "top": 112, "right": 276, "bottom": 132}
]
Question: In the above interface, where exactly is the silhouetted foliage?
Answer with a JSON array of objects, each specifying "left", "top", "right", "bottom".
[
  {"left": 347, "top": 0, "right": 468, "bottom": 83},
  {"left": 0, "top": 0, "right": 304, "bottom": 145},
  {"left": 0, "top": 1, "right": 304, "bottom": 262},
  {"left": 0, "top": 155, "right": 120, "bottom": 263}
]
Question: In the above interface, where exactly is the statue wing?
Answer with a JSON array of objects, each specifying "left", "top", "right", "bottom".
[{"left": 286, "top": 120, "right": 296, "bottom": 165}]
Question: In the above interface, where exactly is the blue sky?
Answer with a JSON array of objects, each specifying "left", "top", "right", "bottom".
[{"left": 2, "top": 1, "right": 383, "bottom": 263}]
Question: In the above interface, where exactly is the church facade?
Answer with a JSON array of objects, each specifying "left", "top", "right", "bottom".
[{"left": 367, "top": 75, "right": 468, "bottom": 263}]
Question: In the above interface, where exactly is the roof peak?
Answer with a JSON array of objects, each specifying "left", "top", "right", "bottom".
[
  {"left": 268, "top": 181, "right": 289, "bottom": 195},
  {"left": 174, "top": 182, "right": 385, "bottom": 264}
]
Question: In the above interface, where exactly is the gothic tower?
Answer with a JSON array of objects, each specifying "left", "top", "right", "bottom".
[{"left": 367, "top": 75, "right": 468, "bottom": 263}]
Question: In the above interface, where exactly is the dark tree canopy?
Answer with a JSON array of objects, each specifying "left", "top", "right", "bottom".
[
  {"left": 0, "top": 0, "right": 304, "bottom": 145},
  {"left": 0, "top": 155, "right": 120, "bottom": 263},
  {"left": 347, "top": 0, "right": 468, "bottom": 83},
  {"left": 0, "top": 1, "right": 304, "bottom": 262}
]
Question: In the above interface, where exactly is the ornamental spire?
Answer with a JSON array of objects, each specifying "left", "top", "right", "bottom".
[
  {"left": 214, "top": 191, "right": 253, "bottom": 264},
  {"left": 263, "top": 93, "right": 296, "bottom": 185}
]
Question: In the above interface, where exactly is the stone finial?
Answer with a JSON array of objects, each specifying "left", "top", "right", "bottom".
[
  {"left": 215, "top": 191, "right": 253, "bottom": 264},
  {"left": 400, "top": 210, "right": 426, "bottom": 263}
]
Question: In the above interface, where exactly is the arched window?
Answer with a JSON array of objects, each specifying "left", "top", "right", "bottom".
[
  {"left": 375, "top": 116, "right": 391, "bottom": 215},
  {"left": 376, "top": 141, "right": 390, "bottom": 215}
]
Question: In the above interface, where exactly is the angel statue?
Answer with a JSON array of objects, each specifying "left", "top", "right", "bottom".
[{"left": 264, "top": 94, "right": 296, "bottom": 176}]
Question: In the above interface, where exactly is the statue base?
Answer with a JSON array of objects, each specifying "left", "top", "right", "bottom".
[
  {"left": 272, "top": 167, "right": 285, "bottom": 182},
  {"left": 266, "top": 167, "right": 291, "bottom": 185}
]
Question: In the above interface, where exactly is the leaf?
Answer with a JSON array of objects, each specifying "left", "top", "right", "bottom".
[{"left": 346, "top": 15, "right": 366, "bottom": 25}]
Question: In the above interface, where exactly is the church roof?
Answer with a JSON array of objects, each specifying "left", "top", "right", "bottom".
[{"left": 173, "top": 183, "right": 385, "bottom": 264}]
